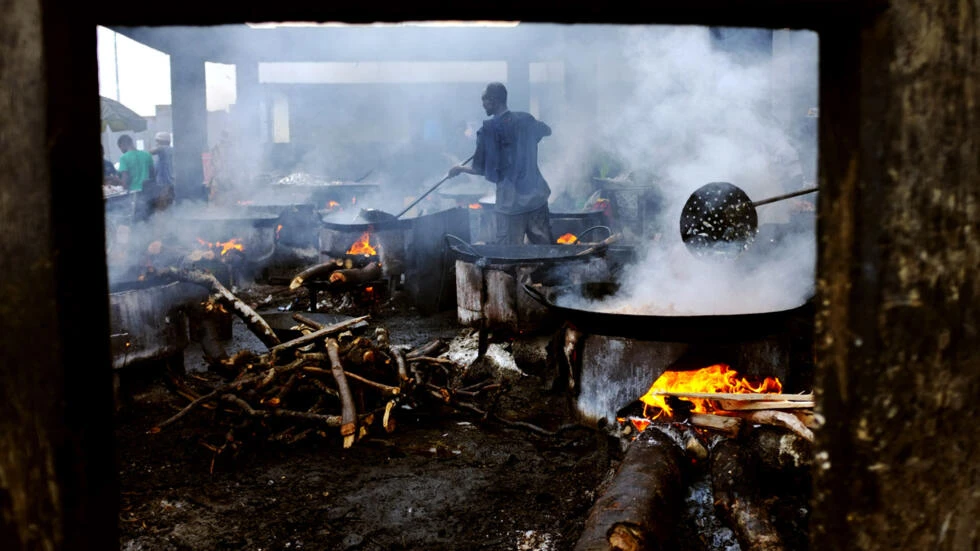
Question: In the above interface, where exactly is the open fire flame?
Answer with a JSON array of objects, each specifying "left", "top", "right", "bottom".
[
  {"left": 326, "top": 200, "right": 341, "bottom": 210},
  {"left": 346, "top": 232, "right": 377, "bottom": 256},
  {"left": 197, "top": 237, "right": 245, "bottom": 256},
  {"left": 556, "top": 233, "right": 578, "bottom": 244},
  {"left": 639, "top": 364, "right": 782, "bottom": 421},
  {"left": 469, "top": 203, "right": 482, "bottom": 209}
]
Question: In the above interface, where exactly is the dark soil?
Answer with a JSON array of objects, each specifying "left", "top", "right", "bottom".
[{"left": 115, "top": 289, "right": 607, "bottom": 551}]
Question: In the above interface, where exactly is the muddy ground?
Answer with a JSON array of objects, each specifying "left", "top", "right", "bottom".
[
  {"left": 115, "top": 287, "right": 611, "bottom": 551},
  {"left": 114, "top": 284, "right": 811, "bottom": 551}
]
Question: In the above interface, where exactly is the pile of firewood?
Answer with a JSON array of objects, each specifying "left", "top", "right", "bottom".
[
  {"left": 148, "top": 267, "right": 561, "bottom": 467},
  {"left": 576, "top": 393, "right": 819, "bottom": 551}
]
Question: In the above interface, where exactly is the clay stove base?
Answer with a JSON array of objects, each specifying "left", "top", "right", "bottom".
[{"left": 568, "top": 332, "right": 791, "bottom": 427}]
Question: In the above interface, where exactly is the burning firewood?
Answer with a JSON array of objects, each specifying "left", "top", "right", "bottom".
[
  {"left": 688, "top": 412, "right": 744, "bottom": 438},
  {"left": 574, "top": 426, "right": 687, "bottom": 551},
  {"left": 711, "top": 438, "right": 786, "bottom": 551},
  {"left": 328, "top": 261, "right": 382, "bottom": 286},
  {"left": 727, "top": 410, "right": 814, "bottom": 442},
  {"left": 288, "top": 258, "right": 344, "bottom": 290}
]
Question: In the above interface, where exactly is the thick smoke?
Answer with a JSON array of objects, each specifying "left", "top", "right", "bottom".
[
  {"left": 540, "top": 25, "right": 819, "bottom": 314},
  {"left": 103, "top": 23, "right": 818, "bottom": 312}
]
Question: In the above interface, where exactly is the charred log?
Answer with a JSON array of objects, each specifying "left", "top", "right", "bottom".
[
  {"left": 574, "top": 426, "right": 687, "bottom": 551},
  {"left": 711, "top": 438, "right": 785, "bottom": 551},
  {"left": 289, "top": 258, "right": 344, "bottom": 290},
  {"left": 328, "top": 261, "right": 381, "bottom": 286},
  {"left": 745, "top": 425, "right": 813, "bottom": 474}
]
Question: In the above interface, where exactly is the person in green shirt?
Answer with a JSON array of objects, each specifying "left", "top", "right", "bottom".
[{"left": 116, "top": 134, "right": 156, "bottom": 221}]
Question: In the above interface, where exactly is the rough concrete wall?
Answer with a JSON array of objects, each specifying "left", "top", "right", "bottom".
[{"left": 813, "top": 1, "right": 980, "bottom": 549}]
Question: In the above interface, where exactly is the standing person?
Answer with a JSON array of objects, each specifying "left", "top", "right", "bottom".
[
  {"left": 101, "top": 144, "right": 121, "bottom": 188},
  {"left": 116, "top": 134, "right": 155, "bottom": 221},
  {"left": 149, "top": 131, "right": 175, "bottom": 212},
  {"left": 448, "top": 82, "right": 554, "bottom": 245}
]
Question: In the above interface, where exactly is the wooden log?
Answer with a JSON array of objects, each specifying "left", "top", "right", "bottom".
[
  {"left": 728, "top": 410, "right": 814, "bottom": 442},
  {"left": 744, "top": 425, "right": 813, "bottom": 473},
  {"left": 392, "top": 348, "right": 409, "bottom": 382},
  {"left": 156, "top": 267, "right": 281, "bottom": 349},
  {"left": 289, "top": 258, "right": 344, "bottom": 290},
  {"left": 574, "top": 426, "right": 686, "bottom": 551},
  {"left": 301, "top": 366, "right": 400, "bottom": 398},
  {"left": 718, "top": 400, "right": 815, "bottom": 411},
  {"left": 291, "top": 312, "right": 325, "bottom": 330},
  {"left": 405, "top": 338, "right": 446, "bottom": 359},
  {"left": 689, "top": 412, "right": 743, "bottom": 438},
  {"left": 711, "top": 438, "right": 786, "bottom": 551},
  {"left": 328, "top": 261, "right": 381, "bottom": 285},
  {"left": 266, "top": 315, "right": 370, "bottom": 356},
  {"left": 326, "top": 338, "right": 358, "bottom": 448},
  {"left": 650, "top": 391, "right": 813, "bottom": 402}
]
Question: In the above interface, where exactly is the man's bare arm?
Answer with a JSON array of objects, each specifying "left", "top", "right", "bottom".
[{"left": 448, "top": 165, "right": 482, "bottom": 178}]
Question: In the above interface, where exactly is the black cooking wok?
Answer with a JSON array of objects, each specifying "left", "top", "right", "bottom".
[
  {"left": 322, "top": 218, "right": 414, "bottom": 233},
  {"left": 445, "top": 233, "right": 622, "bottom": 266},
  {"left": 522, "top": 282, "right": 812, "bottom": 342}
]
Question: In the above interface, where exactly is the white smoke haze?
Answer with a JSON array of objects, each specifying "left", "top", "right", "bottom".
[
  {"left": 103, "top": 23, "right": 818, "bottom": 312},
  {"left": 539, "top": 25, "right": 818, "bottom": 314}
]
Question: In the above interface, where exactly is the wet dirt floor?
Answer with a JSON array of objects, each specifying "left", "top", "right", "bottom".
[
  {"left": 115, "top": 288, "right": 609, "bottom": 551},
  {"left": 114, "top": 284, "right": 811, "bottom": 551}
]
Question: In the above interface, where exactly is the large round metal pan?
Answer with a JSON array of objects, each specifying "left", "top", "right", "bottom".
[
  {"left": 321, "top": 218, "right": 414, "bottom": 233},
  {"left": 445, "top": 234, "right": 623, "bottom": 265},
  {"left": 173, "top": 207, "right": 282, "bottom": 228},
  {"left": 523, "top": 282, "right": 812, "bottom": 342}
]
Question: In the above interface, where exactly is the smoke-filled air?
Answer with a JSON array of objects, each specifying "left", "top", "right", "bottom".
[{"left": 101, "top": 23, "right": 818, "bottom": 313}]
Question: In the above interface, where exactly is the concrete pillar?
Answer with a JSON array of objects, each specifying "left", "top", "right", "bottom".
[
  {"left": 234, "top": 59, "right": 263, "bottom": 190},
  {"left": 170, "top": 55, "right": 208, "bottom": 202},
  {"left": 506, "top": 58, "right": 530, "bottom": 113}
]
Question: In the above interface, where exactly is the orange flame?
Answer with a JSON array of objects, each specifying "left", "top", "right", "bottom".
[
  {"left": 557, "top": 233, "right": 578, "bottom": 244},
  {"left": 326, "top": 200, "right": 341, "bottom": 210},
  {"left": 639, "top": 364, "right": 782, "bottom": 419},
  {"left": 197, "top": 237, "right": 245, "bottom": 256},
  {"left": 346, "top": 232, "right": 377, "bottom": 256},
  {"left": 276, "top": 224, "right": 283, "bottom": 241},
  {"left": 469, "top": 203, "right": 482, "bottom": 209}
]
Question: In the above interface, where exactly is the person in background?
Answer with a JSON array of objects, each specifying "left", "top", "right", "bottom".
[
  {"left": 116, "top": 134, "right": 155, "bottom": 221},
  {"left": 448, "top": 82, "right": 554, "bottom": 245},
  {"left": 149, "top": 131, "right": 175, "bottom": 212},
  {"left": 102, "top": 144, "right": 121, "bottom": 188}
]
